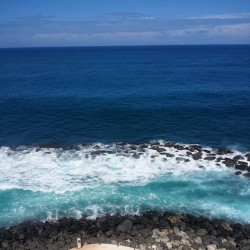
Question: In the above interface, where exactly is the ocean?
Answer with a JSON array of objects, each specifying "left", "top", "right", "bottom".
[{"left": 0, "top": 45, "right": 250, "bottom": 227}]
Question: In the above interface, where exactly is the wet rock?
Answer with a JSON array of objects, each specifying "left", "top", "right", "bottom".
[
  {"left": 192, "top": 152, "right": 202, "bottom": 160},
  {"left": 235, "top": 164, "right": 248, "bottom": 171},
  {"left": 129, "top": 145, "right": 137, "bottom": 150},
  {"left": 203, "top": 150, "right": 211, "bottom": 154},
  {"left": 245, "top": 153, "right": 250, "bottom": 161},
  {"left": 238, "top": 161, "right": 248, "bottom": 166},
  {"left": 174, "top": 144, "right": 185, "bottom": 150},
  {"left": 165, "top": 153, "right": 175, "bottom": 157},
  {"left": 164, "top": 142, "right": 175, "bottom": 147},
  {"left": 204, "top": 156, "right": 216, "bottom": 161},
  {"left": 222, "top": 158, "right": 236, "bottom": 167},
  {"left": 117, "top": 220, "right": 133, "bottom": 233},
  {"left": 217, "top": 148, "right": 233, "bottom": 155},
  {"left": 233, "top": 155, "right": 244, "bottom": 161},
  {"left": 189, "top": 145, "right": 202, "bottom": 152},
  {"left": 176, "top": 157, "right": 185, "bottom": 161},
  {"left": 234, "top": 171, "right": 242, "bottom": 175},
  {"left": 132, "top": 153, "right": 140, "bottom": 159},
  {"left": 38, "top": 143, "right": 59, "bottom": 149},
  {"left": 150, "top": 145, "right": 160, "bottom": 151},
  {"left": 216, "top": 157, "right": 223, "bottom": 162},
  {"left": 157, "top": 148, "right": 167, "bottom": 153}
]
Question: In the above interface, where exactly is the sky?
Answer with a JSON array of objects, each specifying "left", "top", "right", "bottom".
[{"left": 0, "top": 0, "right": 250, "bottom": 47}]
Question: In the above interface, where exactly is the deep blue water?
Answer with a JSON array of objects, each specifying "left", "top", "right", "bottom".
[
  {"left": 1, "top": 45, "right": 250, "bottom": 148},
  {"left": 0, "top": 45, "right": 250, "bottom": 227}
]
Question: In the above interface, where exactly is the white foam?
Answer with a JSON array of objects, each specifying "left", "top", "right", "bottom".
[{"left": 0, "top": 143, "right": 245, "bottom": 193}]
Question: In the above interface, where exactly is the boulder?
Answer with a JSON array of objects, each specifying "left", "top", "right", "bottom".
[
  {"left": 235, "top": 164, "right": 248, "bottom": 171},
  {"left": 194, "top": 236, "right": 203, "bottom": 245},
  {"left": 156, "top": 147, "right": 166, "bottom": 153},
  {"left": 234, "top": 171, "right": 242, "bottom": 175},
  {"left": 165, "top": 153, "right": 175, "bottom": 157},
  {"left": 197, "top": 228, "right": 208, "bottom": 237},
  {"left": 174, "top": 144, "right": 185, "bottom": 150},
  {"left": 238, "top": 161, "right": 248, "bottom": 166},
  {"left": 203, "top": 150, "right": 211, "bottom": 153},
  {"left": 222, "top": 158, "right": 236, "bottom": 167},
  {"left": 117, "top": 220, "right": 133, "bottom": 233},
  {"left": 217, "top": 148, "right": 233, "bottom": 155},
  {"left": 204, "top": 156, "right": 216, "bottom": 161},
  {"left": 132, "top": 153, "right": 140, "bottom": 159},
  {"left": 192, "top": 153, "right": 202, "bottom": 160},
  {"left": 189, "top": 145, "right": 202, "bottom": 152},
  {"left": 233, "top": 155, "right": 244, "bottom": 161},
  {"left": 206, "top": 244, "right": 217, "bottom": 250},
  {"left": 245, "top": 153, "right": 250, "bottom": 161}
]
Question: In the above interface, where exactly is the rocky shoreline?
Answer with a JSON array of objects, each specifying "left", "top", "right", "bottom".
[
  {"left": 7, "top": 141, "right": 250, "bottom": 178},
  {"left": 0, "top": 211, "right": 250, "bottom": 250}
]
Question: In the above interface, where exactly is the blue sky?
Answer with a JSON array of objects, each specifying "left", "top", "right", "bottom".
[{"left": 0, "top": 0, "right": 250, "bottom": 47}]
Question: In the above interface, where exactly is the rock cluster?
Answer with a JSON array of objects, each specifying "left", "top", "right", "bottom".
[
  {"left": 0, "top": 211, "right": 250, "bottom": 250},
  {"left": 10, "top": 142, "right": 250, "bottom": 178}
]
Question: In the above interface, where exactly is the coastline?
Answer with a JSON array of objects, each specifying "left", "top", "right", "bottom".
[{"left": 1, "top": 211, "right": 250, "bottom": 250}]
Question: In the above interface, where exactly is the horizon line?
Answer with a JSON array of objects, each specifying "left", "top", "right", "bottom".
[{"left": 0, "top": 43, "right": 250, "bottom": 50}]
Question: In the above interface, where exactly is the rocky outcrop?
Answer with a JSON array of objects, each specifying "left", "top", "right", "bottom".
[{"left": 0, "top": 212, "right": 249, "bottom": 250}]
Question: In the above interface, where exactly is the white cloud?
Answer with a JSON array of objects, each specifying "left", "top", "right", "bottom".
[{"left": 188, "top": 12, "right": 250, "bottom": 20}]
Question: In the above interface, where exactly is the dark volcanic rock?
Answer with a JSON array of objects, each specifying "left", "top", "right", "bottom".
[
  {"left": 217, "top": 148, "right": 233, "bottom": 155},
  {"left": 173, "top": 144, "right": 185, "bottom": 150},
  {"left": 1, "top": 211, "right": 250, "bottom": 250},
  {"left": 243, "top": 173, "right": 250, "bottom": 178},
  {"left": 156, "top": 147, "right": 166, "bottom": 153},
  {"left": 233, "top": 155, "right": 244, "bottom": 161},
  {"left": 165, "top": 153, "right": 175, "bottom": 157},
  {"left": 203, "top": 149, "right": 211, "bottom": 153},
  {"left": 164, "top": 142, "right": 175, "bottom": 148},
  {"left": 238, "top": 161, "right": 248, "bottom": 167},
  {"left": 192, "top": 152, "right": 202, "bottom": 160},
  {"left": 189, "top": 145, "right": 202, "bottom": 152},
  {"left": 245, "top": 153, "right": 250, "bottom": 161},
  {"left": 176, "top": 157, "right": 185, "bottom": 161},
  {"left": 235, "top": 171, "right": 242, "bottom": 175},
  {"left": 235, "top": 164, "right": 248, "bottom": 171},
  {"left": 132, "top": 153, "right": 140, "bottom": 159},
  {"left": 204, "top": 156, "right": 216, "bottom": 161},
  {"left": 222, "top": 158, "right": 236, "bottom": 167},
  {"left": 117, "top": 220, "right": 133, "bottom": 233}
]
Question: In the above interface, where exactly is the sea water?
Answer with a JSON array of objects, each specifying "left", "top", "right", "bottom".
[{"left": 0, "top": 45, "right": 250, "bottom": 227}]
